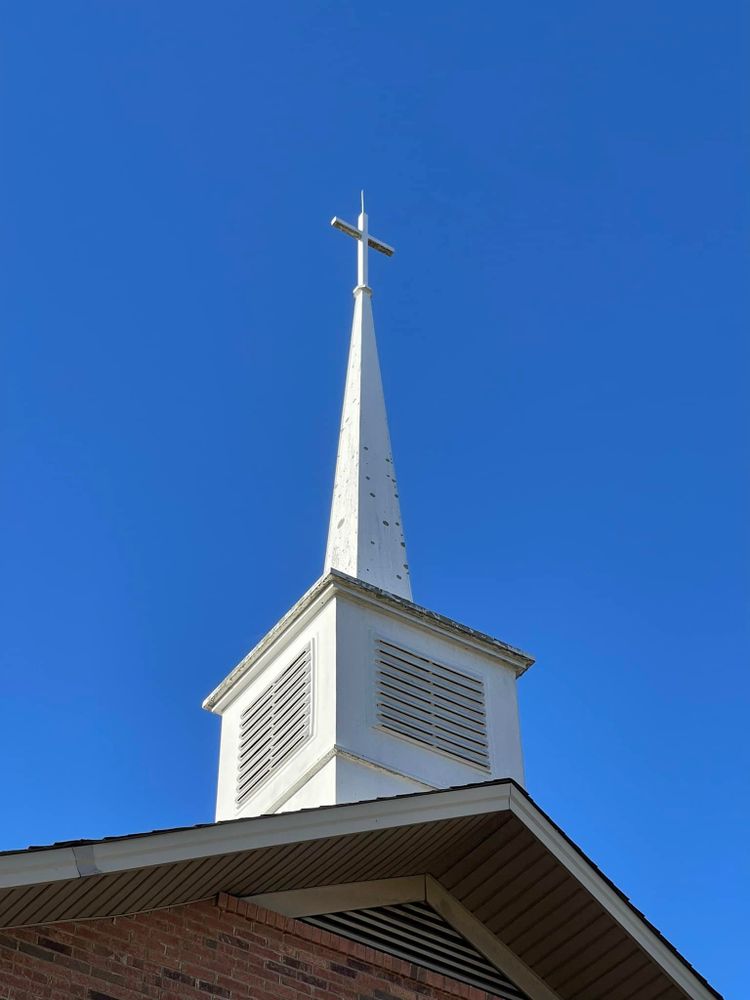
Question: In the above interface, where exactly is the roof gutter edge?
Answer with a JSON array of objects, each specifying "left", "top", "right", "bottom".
[{"left": 0, "top": 780, "right": 515, "bottom": 891}]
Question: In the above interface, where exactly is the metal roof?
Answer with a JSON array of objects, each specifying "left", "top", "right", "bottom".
[{"left": 0, "top": 779, "right": 720, "bottom": 1000}]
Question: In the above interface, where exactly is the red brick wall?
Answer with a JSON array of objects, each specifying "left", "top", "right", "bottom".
[{"left": 0, "top": 893, "right": 499, "bottom": 1000}]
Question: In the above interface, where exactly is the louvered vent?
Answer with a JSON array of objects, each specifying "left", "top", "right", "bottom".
[
  {"left": 303, "top": 903, "right": 528, "bottom": 1000},
  {"left": 236, "top": 646, "right": 312, "bottom": 806},
  {"left": 375, "top": 639, "right": 489, "bottom": 769}
]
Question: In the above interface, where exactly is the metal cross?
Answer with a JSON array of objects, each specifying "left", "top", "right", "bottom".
[{"left": 331, "top": 191, "right": 394, "bottom": 290}]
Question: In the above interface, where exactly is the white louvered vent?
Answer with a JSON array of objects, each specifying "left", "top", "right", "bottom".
[
  {"left": 236, "top": 646, "right": 312, "bottom": 806},
  {"left": 375, "top": 639, "right": 490, "bottom": 770}
]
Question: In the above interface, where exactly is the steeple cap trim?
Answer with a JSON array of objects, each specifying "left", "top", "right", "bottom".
[{"left": 202, "top": 570, "right": 535, "bottom": 715}]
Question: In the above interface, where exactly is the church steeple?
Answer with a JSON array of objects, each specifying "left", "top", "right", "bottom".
[
  {"left": 324, "top": 194, "right": 411, "bottom": 600},
  {"left": 205, "top": 194, "right": 532, "bottom": 821}
]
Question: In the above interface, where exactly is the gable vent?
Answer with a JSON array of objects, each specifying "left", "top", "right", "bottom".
[
  {"left": 303, "top": 903, "right": 527, "bottom": 1000},
  {"left": 375, "top": 639, "right": 489, "bottom": 770},
  {"left": 236, "top": 646, "right": 312, "bottom": 806}
]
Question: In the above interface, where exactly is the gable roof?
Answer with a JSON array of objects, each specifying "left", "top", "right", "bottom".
[{"left": 0, "top": 779, "right": 720, "bottom": 1000}]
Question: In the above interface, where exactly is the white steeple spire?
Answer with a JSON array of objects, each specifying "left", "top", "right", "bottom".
[
  {"left": 325, "top": 195, "right": 412, "bottom": 600},
  {"left": 207, "top": 193, "right": 531, "bottom": 820}
]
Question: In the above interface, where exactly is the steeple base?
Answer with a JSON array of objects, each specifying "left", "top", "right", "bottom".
[{"left": 204, "top": 572, "right": 533, "bottom": 822}]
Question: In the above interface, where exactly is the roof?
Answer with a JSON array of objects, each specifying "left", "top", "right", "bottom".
[
  {"left": 0, "top": 779, "right": 719, "bottom": 1000},
  {"left": 204, "top": 570, "right": 535, "bottom": 712}
]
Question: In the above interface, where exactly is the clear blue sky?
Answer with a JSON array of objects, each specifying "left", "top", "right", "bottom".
[{"left": 0, "top": 2, "right": 747, "bottom": 995}]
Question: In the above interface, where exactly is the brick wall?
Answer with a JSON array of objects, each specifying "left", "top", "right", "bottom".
[{"left": 0, "top": 893, "right": 500, "bottom": 1000}]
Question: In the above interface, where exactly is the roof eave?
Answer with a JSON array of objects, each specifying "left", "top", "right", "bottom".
[
  {"left": 0, "top": 779, "right": 721, "bottom": 1000},
  {"left": 0, "top": 780, "right": 517, "bottom": 889}
]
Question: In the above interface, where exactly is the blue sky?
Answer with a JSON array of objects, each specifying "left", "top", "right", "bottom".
[{"left": 0, "top": 2, "right": 747, "bottom": 995}]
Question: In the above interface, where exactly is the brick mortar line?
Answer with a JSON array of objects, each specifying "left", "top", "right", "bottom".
[{"left": 215, "top": 891, "right": 499, "bottom": 1000}]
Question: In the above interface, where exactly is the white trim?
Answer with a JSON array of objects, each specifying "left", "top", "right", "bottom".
[
  {"left": 243, "top": 873, "right": 561, "bottom": 1000},
  {"left": 334, "top": 574, "right": 532, "bottom": 674},
  {"left": 244, "top": 875, "right": 426, "bottom": 916},
  {"left": 203, "top": 573, "right": 534, "bottom": 713},
  {"left": 0, "top": 782, "right": 513, "bottom": 890},
  {"left": 334, "top": 745, "right": 436, "bottom": 789},
  {"left": 425, "top": 877, "right": 561, "bottom": 1000},
  {"left": 507, "top": 786, "right": 715, "bottom": 1000},
  {"left": 261, "top": 744, "right": 434, "bottom": 815},
  {"left": 205, "top": 577, "right": 337, "bottom": 713},
  {"left": 261, "top": 746, "right": 337, "bottom": 814}
]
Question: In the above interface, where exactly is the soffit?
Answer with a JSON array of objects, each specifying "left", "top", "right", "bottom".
[{"left": 0, "top": 780, "right": 719, "bottom": 1000}]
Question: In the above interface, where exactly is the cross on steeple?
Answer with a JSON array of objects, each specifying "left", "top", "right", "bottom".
[
  {"left": 331, "top": 191, "right": 394, "bottom": 291},
  {"left": 325, "top": 192, "right": 411, "bottom": 600}
]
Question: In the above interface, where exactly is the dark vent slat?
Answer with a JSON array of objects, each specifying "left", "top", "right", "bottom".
[
  {"left": 238, "top": 715, "right": 310, "bottom": 798},
  {"left": 303, "top": 902, "right": 528, "bottom": 1000},
  {"left": 238, "top": 689, "right": 307, "bottom": 764},
  {"left": 377, "top": 706, "right": 489, "bottom": 759},
  {"left": 378, "top": 680, "right": 487, "bottom": 730},
  {"left": 377, "top": 678, "right": 487, "bottom": 730},
  {"left": 344, "top": 904, "right": 496, "bottom": 972},
  {"left": 240, "top": 689, "right": 273, "bottom": 725},
  {"left": 377, "top": 662, "right": 485, "bottom": 708},
  {"left": 378, "top": 713, "right": 489, "bottom": 767},
  {"left": 378, "top": 660, "right": 485, "bottom": 719},
  {"left": 377, "top": 653, "right": 486, "bottom": 709},
  {"left": 239, "top": 677, "right": 310, "bottom": 760},
  {"left": 239, "top": 649, "right": 309, "bottom": 722},
  {"left": 237, "top": 709, "right": 310, "bottom": 801},
  {"left": 236, "top": 646, "right": 312, "bottom": 805},
  {"left": 309, "top": 912, "right": 503, "bottom": 990},
  {"left": 374, "top": 644, "right": 491, "bottom": 772},
  {"left": 377, "top": 693, "right": 488, "bottom": 744},
  {"left": 268, "top": 726, "right": 309, "bottom": 768},
  {"left": 237, "top": 721, "right": 308, "bottom": 794},
  {"left": 376, "top": 639, "right": 490, "bottom": 771},
  {"left": 238, "top": 717, "right": 275, "bottom": 758},
  {"left": 268, "top": 709, "right": 310, "bottom": 751},
  {"left": 379, "top": 641, "right": 486, "bottom": 694},
  {"left": 270, "top": 656, "right": 310, "bottom": 699}
]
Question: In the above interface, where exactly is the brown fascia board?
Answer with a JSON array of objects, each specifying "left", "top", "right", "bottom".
[{"left": 202, "top": 571, "right": 535, "bottom": 712}]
